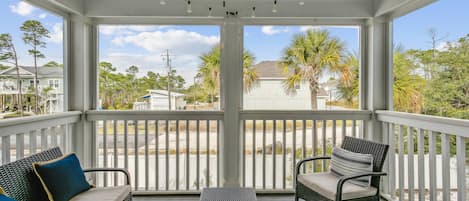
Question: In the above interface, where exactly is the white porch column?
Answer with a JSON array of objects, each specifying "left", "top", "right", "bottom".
[
  {"left": 219, "top": 16, "right": 243, "bottom": 187},
  {"left": 364, "top": 17, "right": 393, "bottom": 142},
  {"left": 68, "top": 15, "right": 97, "bottom": 168}
]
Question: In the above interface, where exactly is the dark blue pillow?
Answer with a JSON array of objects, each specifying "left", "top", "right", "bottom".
[
  {"left": 0, "top": 188, "right": 15, "bottom": 201},
  {"left": 0, "top": 195, "right": 15, "bottom": 201},
  {"left": 33, "top": 153, "right": 91, "bottom": 201}
]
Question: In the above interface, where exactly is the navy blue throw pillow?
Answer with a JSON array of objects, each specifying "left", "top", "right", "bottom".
[
  {"left": 0, "top": 187, "right": 16, "bottom": 201},
  {"left": 33, "top": 153, "right": 91, "bottom": 201}
]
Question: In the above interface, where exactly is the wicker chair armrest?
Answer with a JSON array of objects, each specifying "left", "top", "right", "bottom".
[
  {"left": 296, "top": 156, "right": 331, "bottom": 176},
  {"left": 335, "top": 172, "right": 387, "bottom": 201},
  {"left": 83, "top": 168, "right": 131, "bottom": 185}
]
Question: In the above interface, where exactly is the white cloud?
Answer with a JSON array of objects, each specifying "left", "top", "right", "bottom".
[
  {"left": 99, "top": 25, "right": 171, "bottom": 36},
  {"left": 48, "top": 23, "right": 63, "bottom": 43},
  {"left": 111, "top": 29, "right": 219, "bottom": 54},
  {"left": 38, "top": 13, "right": 47, "bottom": 19},
  {"left": 299, "top": 26, "right": 322, "bottom": 32},
  {"left": 9, "top": 1, "right": 35, "bottom": 16},
  {"left": 435, "top": 41, "right": 461, "bottom": 52},
  {"left": 261, "top": 26, "right": 289, "bottom": 35}
]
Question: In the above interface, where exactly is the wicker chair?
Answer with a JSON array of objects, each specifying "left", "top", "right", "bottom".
[
  {"left": 295, "top": 136, "right": 389, "bottom": 201},
  {"left": 0, "top": 147, "right": 132, "bottom": 201}
]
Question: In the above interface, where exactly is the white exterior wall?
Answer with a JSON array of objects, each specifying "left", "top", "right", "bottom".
[
  {"left": 244, "top": 79, "right": 316, "bottom": 110},
  {"left": 150, "top": 94, "right": 186, "bottom": 110}
]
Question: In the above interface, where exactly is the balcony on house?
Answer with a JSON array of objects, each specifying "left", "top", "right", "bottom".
[{"left": 0, "top": 0, "right": 468, "bottom": 201}]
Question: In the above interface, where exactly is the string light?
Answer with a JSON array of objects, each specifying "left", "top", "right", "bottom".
[
  {"left": 208, "top": 7, "right": 212, "bottom": 17},
  {"left": 160, "top": 0, "right": 166, "bottom": 5},
  {"left": 251, "top": 6, "right": 256, "bottom": 18},
  {"left": 272, "top": 0, "right": 277, "bottom": 13},
  {"left": 187, "top": 0, "right": 192, "bottom": 13}
]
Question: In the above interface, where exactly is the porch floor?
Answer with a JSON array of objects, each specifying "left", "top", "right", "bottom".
[{"left": 133, "top": 195, "right": 294, "bottom": 201}]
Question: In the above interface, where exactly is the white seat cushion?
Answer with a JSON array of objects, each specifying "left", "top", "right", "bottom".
[
  {"left": 70, "top": 185, "right": 131, "bottom": 201},
  {"left": 297, "top": 172, "right": 377, "bottom": 200}
]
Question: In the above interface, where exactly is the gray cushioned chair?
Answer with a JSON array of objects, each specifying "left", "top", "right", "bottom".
[
  {"left": 295, "top": 136, "right": 389, "bottom": 201},
  {"left": 0, "top": 147, "right": 132, "bottom": 201}
]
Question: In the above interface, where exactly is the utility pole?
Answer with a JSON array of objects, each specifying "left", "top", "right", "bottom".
[{"left": 162, "top": 49, "right": 173, "bottom": 110}]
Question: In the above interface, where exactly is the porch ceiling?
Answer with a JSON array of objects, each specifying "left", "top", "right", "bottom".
[{"left": 29, "top": 0, "right": 436, "bottom": 20}]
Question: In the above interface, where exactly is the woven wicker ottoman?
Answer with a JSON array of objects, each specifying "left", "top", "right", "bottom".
[{"left": 200, "top": 188, "right": 257, "bottom": 201}]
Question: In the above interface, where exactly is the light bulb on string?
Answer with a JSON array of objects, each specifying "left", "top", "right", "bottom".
[
  {"left": 187, "top": 0, "right": 192, "bottom": 14},
  {"left": 272, "top": 0, "right": 278, "bottom": 13}
]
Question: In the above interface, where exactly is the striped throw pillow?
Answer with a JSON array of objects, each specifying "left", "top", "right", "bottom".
[{"left": 330, "top": 147, "right": 374, "bottom": 187}]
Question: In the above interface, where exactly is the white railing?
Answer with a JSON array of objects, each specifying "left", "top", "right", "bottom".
[
  {"left": 0, "top": 111, "right": 82, "bottom": 164},
  {"left": 240, "top": 110, "right": 372, "bottom": 192},
  {"left": 86, "top": 110, "right": 223, "bottom": 193},
  {"left": 377, "top": 110, "right": 468, "bottom": 201}
]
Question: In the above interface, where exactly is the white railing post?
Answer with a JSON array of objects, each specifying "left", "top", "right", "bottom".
[
  {"left": 456, "top": 136, "right": 466, "bottom": 201},
  {"left": 220, "top": 16, "right": 243, "bottom": 188}
]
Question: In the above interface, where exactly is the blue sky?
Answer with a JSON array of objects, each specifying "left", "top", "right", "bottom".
[
  {"left": 1, "top": 0, "right": 468, "bottom": 84},
  {"left": 0, "top": 0, "right": 63, "bottom": 67}
]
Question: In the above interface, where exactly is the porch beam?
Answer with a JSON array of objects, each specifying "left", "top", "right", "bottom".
[
  {"left": 84, "top": 0, "right": 373, "bottom": 18},
  {"left": 375, "top": 0, "right": 437, "bottom": 18},
  {"left": 26, "top": 0, "right": 84, "bottom": 16}
]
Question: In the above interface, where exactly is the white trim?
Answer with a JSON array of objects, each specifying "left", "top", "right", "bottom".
[
  {"left": 376, "top": 110, "right": 469, "bottom": 138},
  {"left": 240, "top": 110, "right": 372, "bottom": 120},
  {"left": 0, "top": 111, "right": 81, "bottom": 136},
  {"left": 86, "top": 110, "right": 224, "bottom": 121}
]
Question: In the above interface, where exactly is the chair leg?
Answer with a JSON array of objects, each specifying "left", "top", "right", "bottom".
[{"left": 295, "top": 195, "right": 299, "bottom": 201}]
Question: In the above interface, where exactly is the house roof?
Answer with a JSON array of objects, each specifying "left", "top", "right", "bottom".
[
  {"left": 146, "top": 89, "right": 185, "bottom": 97},
  {"left": 0, "top": 66, "right": 63, "bottom": 78},
  {"left": 253, "top": 61, "right": 289, "bottom": 78}
]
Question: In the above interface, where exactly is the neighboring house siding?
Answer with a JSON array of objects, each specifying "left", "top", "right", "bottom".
[
  {"left": 133, "top": 90, "right": 186, "bottom": 111},
  {"left": 244, "top": 79, "right": 312, "bottom": 110},
  {"left": 243, "top": 61, "right": 328, "bottom": 110}
]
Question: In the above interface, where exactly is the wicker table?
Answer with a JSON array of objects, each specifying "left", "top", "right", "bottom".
[{"left": 200, "top": 188, "right": 257, "bottom": 201}]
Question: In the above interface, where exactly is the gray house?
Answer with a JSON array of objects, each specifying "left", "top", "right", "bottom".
[{"left": 0, "top": 66, "right": 64, "bottom": 113}]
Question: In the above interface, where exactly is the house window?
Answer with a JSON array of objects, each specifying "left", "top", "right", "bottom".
[
  {"left": 242, "top": 26, "right": 360, "bottom": 110},
  {"left": 97, "top": 25, "right": 220, "bottom": 111},
  {"left": 48, "top": 79, "right": 59, "bottom": 88}
]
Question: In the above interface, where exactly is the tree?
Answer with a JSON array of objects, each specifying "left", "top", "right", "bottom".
[
  {"left": 336, "top": 53, "right": 359, "bottom": 106},
  {"left": 43, "top": 61, "right": 63, "bottom": 67},
  {"left": 21, "top": 20, "right": 50, "bottom": 113},
  {"left": 0, "top": 34, "right": 23, "bottom": 116},
  {"left": 41, "top": 86, "right": 53, "bottom": 113},
  {"left": 98, "top": 61, "right": 117, "bottom": 109},
  {"left": 198, "top": 45, "right": 258, "bottom": 103},
  {"left": 281, "top": 30, "right": 344, "bottom": 110},
  {"left": 424, "top": 34, "right": 469, "bottom": 119},
  {"left": 393, "top": 47, "right": 426, "bottom": 113}
]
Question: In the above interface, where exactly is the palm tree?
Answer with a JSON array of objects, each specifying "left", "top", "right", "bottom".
[
  {"left": 281, "top": 30, "right": 344, "bottom": 110},
  {"left": 393, "top": 47, "right": 426, "bottom": 113},
  {"left": 198, "top": 45, "right": 258, "bottom": 103},
  {"left": 336, "top": 53, "right": 359, "bottom": 106}
]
